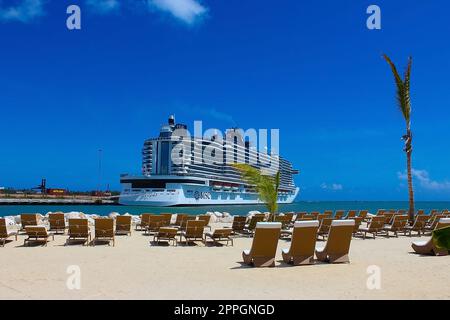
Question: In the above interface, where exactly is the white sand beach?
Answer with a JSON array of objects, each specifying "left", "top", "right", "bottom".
[{"left": 1, "top": 221, "right": 449, "bottom": 300}]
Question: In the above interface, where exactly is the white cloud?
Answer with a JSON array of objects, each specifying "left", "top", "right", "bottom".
[
  {"left": 398, "top": 169, "right": 450, "bottom": 191},
  {"left": 148, "top": 0, "right": 207, "bottom": 25},
  {"left": 321, "top": 183, "right": 343, "bottom": 191},
  {"left": 86, "top": 0, "right": 120, "bottom": 14},
  {"left": 0, "top": 0, "right": 45, "bottom": 23}
]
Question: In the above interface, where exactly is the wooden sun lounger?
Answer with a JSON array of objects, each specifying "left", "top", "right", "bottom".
[
  {"left": 344, "top": 210, "right": 357, "bottom": 220},
  {"left": 295, "top": 212, "right": 308, "bottom": 221},
  {"left": 0, "top": 218, "right": 18, "bottom": 247},
  {"left": 315, "top": 220, "right": 355, "bottom": 263},
  {"left": 66, "top": 219, "right": 90, "bottom": 246},
  {"left": 351, "top": 217, "right": 364, "bottom": 235},
  {"left": 48, "top": 212, "right": 66, "bottom": 234},
  {"left": 334, "top": 210, "right": 345, "bottom": 220},
  {"left": 136, "top": 213, "right": 152, "bottom": 231},
  {"left": 180, "top": 220, "right": 206, "bottom": 245},
  {"left": 197, "top": 215, "right": 212, "bottom": 231},
  {"left": 282, "top": 220, "right": 319, "bottom": 265},
  {"left": 231, "top": 216, "right": 246, "bottom": 234},
  {"left": 242, "top": 222, "right": 282, "bottom": 267},
  {"left": 204, "top": 228, "right": 233, "bottom": 246},
  {"left": 243, "top": 215, "right": 265, "bottom": 235},
  {"left": 24, "top": 226, "right": 54, "bottom": 246},
  {"left": 424, "top": 214, "right": 446, "bottom": 233},
  {"left": 159, "top": 213, "right": 173, "bottom": 227},
  {"left": 383, "top": 215, "right": 408, "bottom": 237},
  {"left": 404, "top": 215, "right": 430, "bottom": 237},
  {"left": 145, "top": 215, "right": 163, "bottom": 235},
  {"left": 172, "top": 214, "right": 188, "bottom": 227},
  {"left": 153, "top": 227, "right": 178, "bottom": 246},
  {"left": 93, "top": 218, "right": 115, "bottom": 246},
  {"left": 412, "top": 220, "right": 450, "bottom": 256},
  {"left": 20, "top": 213, "right": 38, "bottom": 231},
  {"left": 274, "top": 215, "right": 291, "bottom": 230},
  {"left": 317, "top": 218, "right": 333, "bottom": 240},
  {"left": 115, "top": 216, "right": 132, "bottom": 236},
  {"left": 358, "top": 216, "right": 385, "bottom": 239}
]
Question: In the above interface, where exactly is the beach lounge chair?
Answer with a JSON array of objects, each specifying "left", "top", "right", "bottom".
[
  {"left": 204, "top": 228, "right": 233, "bottom": 246},
  {"left": 172, "top": 213, "right": 187, "bottom": 226},
  {"left": 0, "top": 218, "right": 18, "bottom": 247},
  {"left": 244, "top": 215, "right": 265, "bottom": 235},
  {"left": 383, "top": 215, "right": 408, "bottom": 237},
  {"left": 404, "top": 215, "right": 429, "bottom": 237},
  {"left": 24, "top": 226, "right": 54, "bottom": 246},
  {"left": 323, "top": 210, "right": 333, "bottom": 217},
  {"left": 295, "top": 212, "right": 307, "bottom": 221},
  {"left": 231, "top": 216, "right": 246, "bottom": 234},
  {"left": 197, "top": 215, "right": 212, "bottom": 231},
  {"left": 334, "top": 210, "right": 345, "bottom": 220},
  {"left": 180, "top": 220, "right": 206, "bottom": 245},
  {"left": 411, "top": 220, "right": 450, "bottom": 256},
  {"left": 93, "top": 218, "right": 115, "bottom": 246},
  {"left": 317, "top": 214, "right": 328, "bottom": 223},
  {"left": 145, "top": 215, "right": 163, "bottom": 235},
  {"left": 115, "top": 216, "right": 132, "bottom": 236},
  {"left": 48, "top": 212, "right": 66, "bottom": 234},
  {"left": 310, "top": 212, "right": 320, "bottom": 220},
  {"left": 160, "top": 213, "right": 172, "bottom": 227},
  {"left": 317, "top": 218, "right": 333, "bottom": 240},
  {"left": 282, "top": 220, "right": 319, "bottom": 265},
  {"left": 20, "top": 213, "right": 38, "bottom": 231},
  {"left": 284, "top": 212, "right": 294, "bottom": 223},
  {"left": 351, "top": 217, "right": 363, "bottom": 236},
  {"left": 344, "top": 210, "right": 357, "bottom": 220},
  {"left": 153, "top": 227, "right": 178, "bottom": 246},
  {"left": 359, "top": 210, "right": 368, "bottom": 221},
  {"left": 242, "top": 222, "right": 282, "bottom": 267},
  {"left": 382, "top": 212, "right": 395, "bottom": 225},
  {"left": 274, "top": 215, "right": 291, "bottom": 230},
  {"left": 136, "top": 213, "right": 152, "bottom": 231},
  {"left": 66, "top": 219, "right": 90, "bottom": 245},
  {"left": 315, "top": 220, "right": 355, "bottom": 263},
  {"left": 179, "top": 215, "right": 196, "bottom": 231},
  {"left": 424, "top": 215, "right": 448, "bottom": 233},
  {"left": 358, "top": 216, "right": 385, "bottom": 239}
]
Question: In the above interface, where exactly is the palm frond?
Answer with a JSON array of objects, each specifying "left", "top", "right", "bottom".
[
  {"left": 383, "top": 54, "right": 411, "bottom": 125},
  {"left": 232, "top": 163, "right": 280, "bottom": 214}
]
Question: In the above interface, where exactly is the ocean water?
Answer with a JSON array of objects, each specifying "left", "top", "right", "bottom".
[{"left": 0, "top": 201, "right": 449, "bottom": 217}]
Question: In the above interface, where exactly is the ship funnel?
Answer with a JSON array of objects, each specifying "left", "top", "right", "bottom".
[{"left": 168, "top": 115, "right": 175, "bottom": 126}]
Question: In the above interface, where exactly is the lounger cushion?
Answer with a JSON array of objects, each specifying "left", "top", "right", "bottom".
[
  {"left": 256, "top": 222, "right": 282, "bottom": 229},
  {"left": 440, "top": 218, "right": 450, "bottom": 224},
  {"left": 331, "top": 220, "right": 355, "bottom": 227},
  {"left": 294, "top": 220, "right": 319, "bottom": 228}
]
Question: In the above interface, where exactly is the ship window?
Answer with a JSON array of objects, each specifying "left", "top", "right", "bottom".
[{"left": 160, "top": 142, "right": 170, "bottom": 175}]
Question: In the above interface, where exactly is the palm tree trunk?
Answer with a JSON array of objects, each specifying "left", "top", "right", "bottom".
[{"left": 405, "top": 129, "right": 415, "bottom": 223}]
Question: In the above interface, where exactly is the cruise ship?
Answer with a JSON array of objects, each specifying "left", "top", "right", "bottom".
[{"left": 119, "top": 115, "right": 299, "bottom": 206}]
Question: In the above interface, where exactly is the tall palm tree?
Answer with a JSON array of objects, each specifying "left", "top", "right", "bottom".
[
  {"left": 383, "top": 54, "right": 415, "bottom": 222},
  {"left": 233, "top": 164, "right": 280, "bottom": 222}
]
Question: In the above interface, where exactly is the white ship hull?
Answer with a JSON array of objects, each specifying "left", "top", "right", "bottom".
[{"left": 119, "top": 184, "right": 299, "bottom": 207}]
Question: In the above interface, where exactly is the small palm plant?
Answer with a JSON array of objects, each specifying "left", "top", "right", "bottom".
[
  {"left": 233, "top": 164, "right": 280, "bottom": 222},
  {"left": 383, "top": 54, "right": 415, "bottom": 222}
]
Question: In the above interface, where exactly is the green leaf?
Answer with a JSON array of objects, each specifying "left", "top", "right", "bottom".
[{"left": 432, "top": 226, "right": 450, "bottom": 250}]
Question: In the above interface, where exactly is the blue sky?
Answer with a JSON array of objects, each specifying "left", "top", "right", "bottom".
[{"left": 0, "top": 0, "right": 450, "bottom": 200}]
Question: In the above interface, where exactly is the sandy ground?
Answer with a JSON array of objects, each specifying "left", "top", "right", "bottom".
[{"left": 1, "top": 222, "right": 449, "bottom": 300}]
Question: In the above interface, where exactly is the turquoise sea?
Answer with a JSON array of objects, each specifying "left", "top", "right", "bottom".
[{"left": 0, "top": 201, "right": 449, "bottom": 217}]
